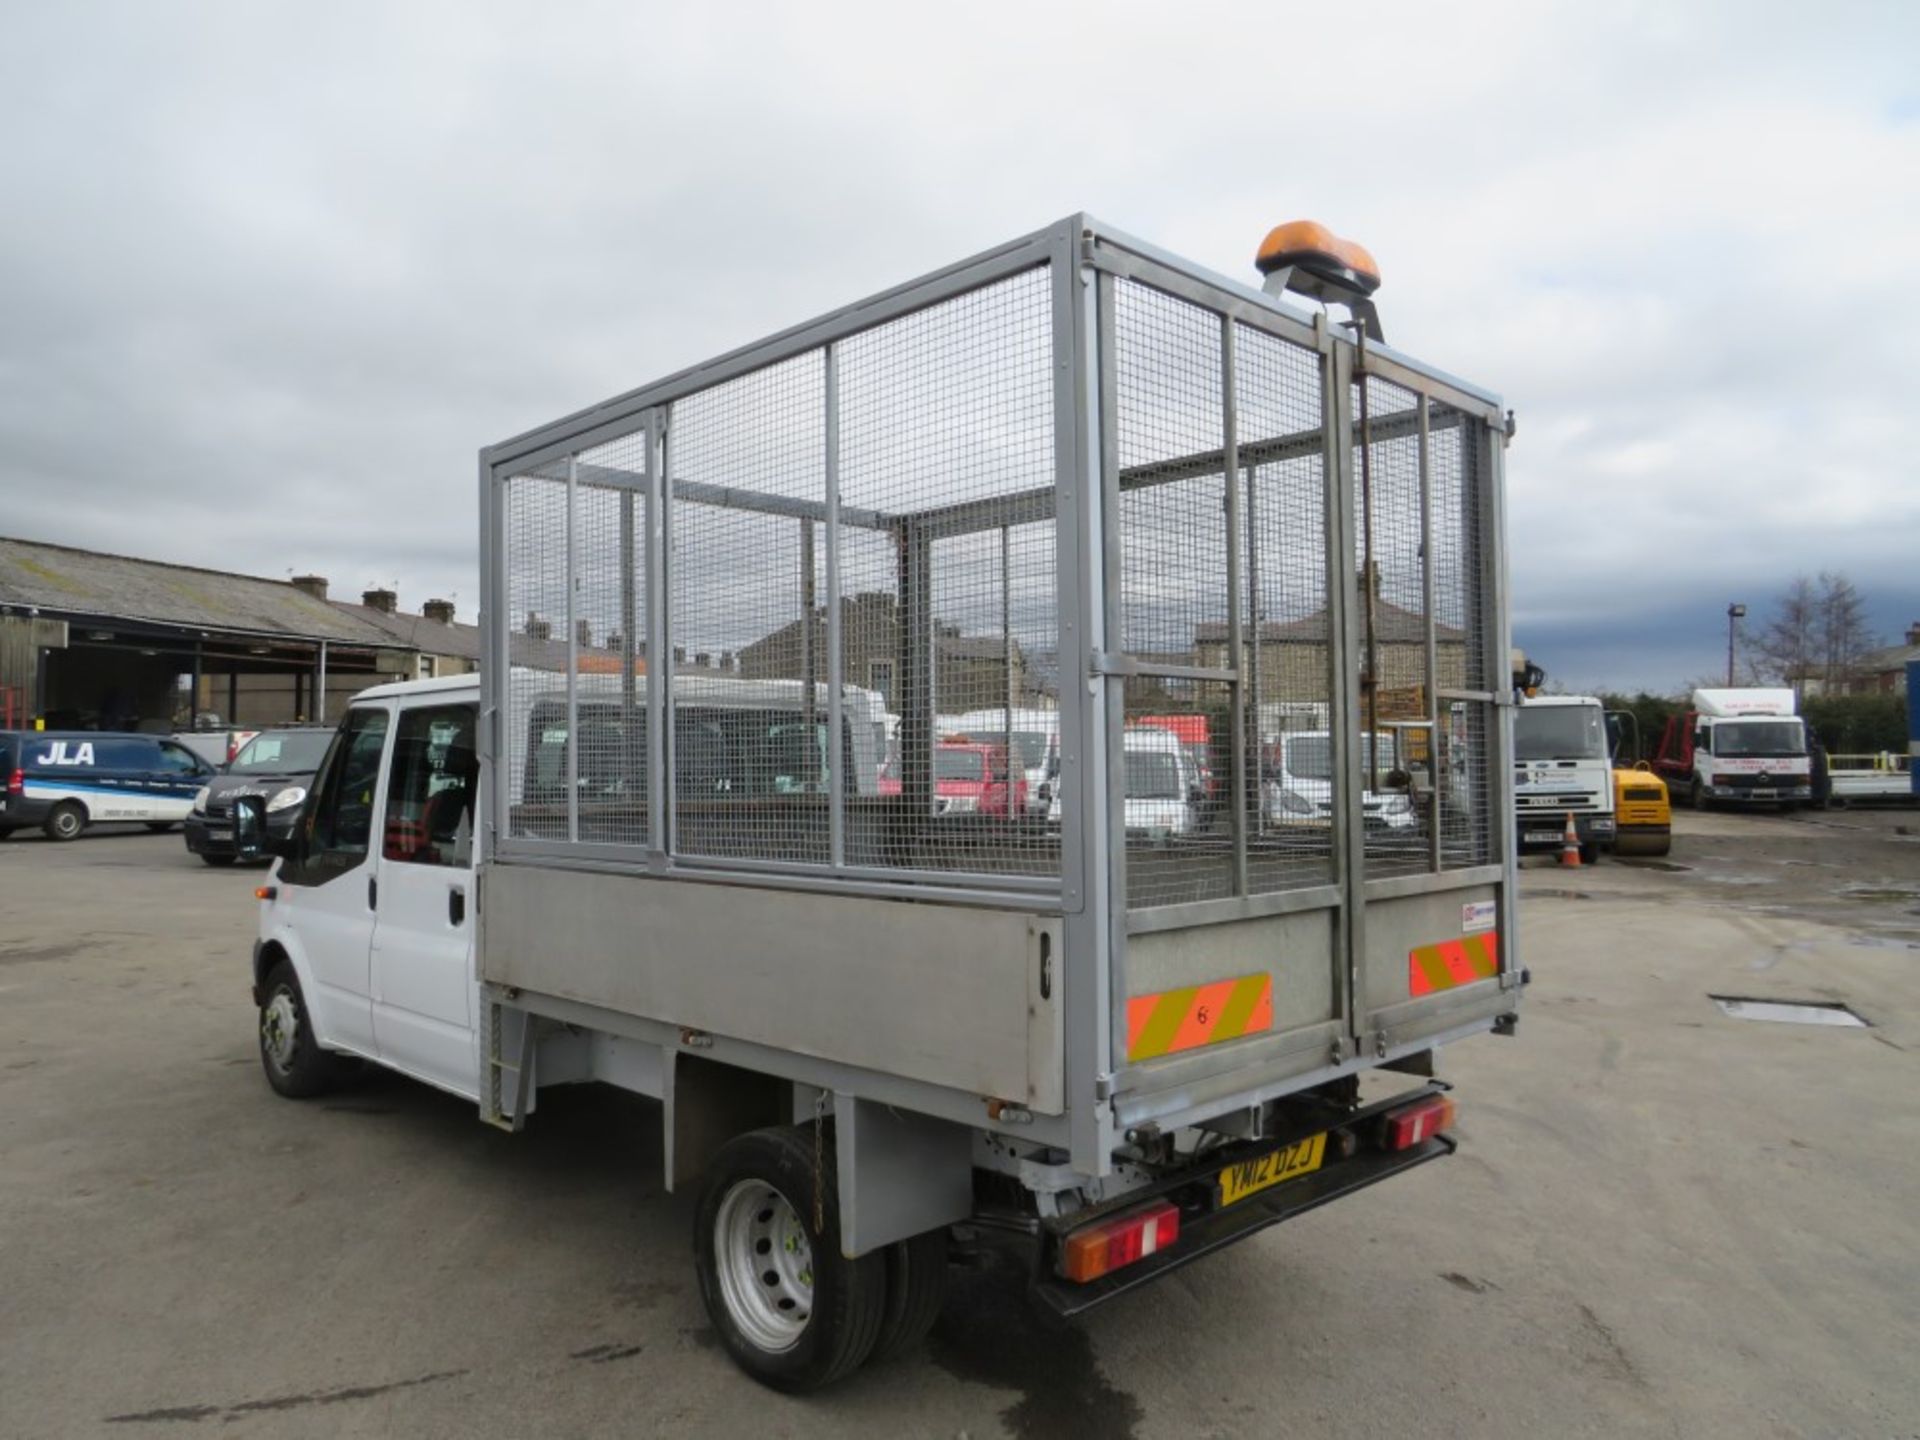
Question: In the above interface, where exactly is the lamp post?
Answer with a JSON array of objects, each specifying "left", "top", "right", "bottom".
[{"left": 1726, "top": 603, "right": 1746, "bottom": 686}]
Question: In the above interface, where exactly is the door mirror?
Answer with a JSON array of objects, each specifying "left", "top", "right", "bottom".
[{"left": 232, "top": 797, "right": 266, "bottom": 863}]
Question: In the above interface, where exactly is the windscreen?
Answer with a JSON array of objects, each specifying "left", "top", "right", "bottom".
[
  {"left": 1125, "top": 750, "right": 1183, "bottom": 799},
  {"left": 1713, "top": 720, "right": 1805, "bottom": 758},
  {"left": 1514, "top": 705, "right": 1608, "bottom": 762},
  {"left": 934, "top": 748, "right": 989, "bottom": 783},
  {"left": 229, "top": 731, "right": 333, "bottom": 774},
  {"left": 1283, "top": 733, "right": 1397, "bottom": 781}
]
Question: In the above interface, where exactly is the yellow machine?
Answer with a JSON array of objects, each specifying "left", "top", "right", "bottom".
[
  {"left": 1609, "top": 761, "right": 1672, "bottom": 856},
  {"left": 1604, "top": 708, "right": 1671, "bottom": 856}
]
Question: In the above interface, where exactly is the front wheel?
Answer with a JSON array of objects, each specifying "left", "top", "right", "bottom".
[
  {"left": 1578, "top": 841, "right": 1598, "bottom": 866},
  {"left": 258, "top": 958, "right": 347, "bottom": 1098},
  {"left": 145, "top": 821, "right": 177, "bottom": 833},
  {"left": 201, "top": 853, "right": 237, "bottom": 867},
  {"left": 43, "top": 802, "right": 86, "bottom": 842},
  {"left": 693, "top": 1126, "right": 887, "bottom": 1392}
]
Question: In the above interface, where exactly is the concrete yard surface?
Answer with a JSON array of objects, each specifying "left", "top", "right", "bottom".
[{"left": 1, "top": 812, "right": 1917, "bottom": 1438}]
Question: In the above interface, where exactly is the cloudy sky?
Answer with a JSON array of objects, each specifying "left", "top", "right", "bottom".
[{"left": 2, "top": 0, "right": 1915, "bottom": 694}]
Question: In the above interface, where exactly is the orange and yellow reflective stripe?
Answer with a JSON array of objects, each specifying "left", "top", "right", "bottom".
[
  {"left": 1408, "top": 933, "right": 1499, "bottom": 997},
  {"left": 1126, "top": 973, "right": 1273, "bottom": 1063}
]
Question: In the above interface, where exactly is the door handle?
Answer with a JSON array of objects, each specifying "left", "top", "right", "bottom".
[
  {"left": 368, "top": 876, "right": 378, "bottom": 911},
  {"left": 449, "top": 885, "right": 466, "bottom": 927}
]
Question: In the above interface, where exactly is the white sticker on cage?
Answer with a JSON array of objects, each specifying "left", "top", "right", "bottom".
[{"left": 1462, "top": 900, "right": 1497, "bottom": 934}]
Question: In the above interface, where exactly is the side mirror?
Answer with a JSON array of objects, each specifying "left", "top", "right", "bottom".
[{"left": 232, "top": 798, "right": 266, "bottom": 863}]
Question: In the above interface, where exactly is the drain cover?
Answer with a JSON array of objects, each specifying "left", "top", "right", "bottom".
[{"left": 1710, "top": 996, "right": 1868, "bottom": 1027}]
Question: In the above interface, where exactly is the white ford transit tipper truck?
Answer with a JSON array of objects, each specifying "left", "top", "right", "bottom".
[{"left": 247, "top": 215, "right": 1523, "bottom": 1391}]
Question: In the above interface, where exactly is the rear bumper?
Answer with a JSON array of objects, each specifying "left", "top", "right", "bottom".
[
  {"left": 1030, "top": 1085, "right": 1457, "bottom": 1317},
  {"left": 0, "top": 795, "right": 52, "bottom": 826}
]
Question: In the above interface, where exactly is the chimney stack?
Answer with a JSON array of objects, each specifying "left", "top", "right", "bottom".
[
  {"left": 526, "top": 612, "right": 552, "bottom": 641},
  {"left": 576, "top": 618, "right": 593, "bottom": 648},
  {"left": 290, "top": 574, "right": 329, "bottom": 601},
  {"left": 422, "top": 598, "right": 455, "bottom": 625},
  {"left": 1905, "top": 620, "right": 1920, "bottom": 647},
  {"left": 362, "top": 588, "right": 398, "bottom": 614}
]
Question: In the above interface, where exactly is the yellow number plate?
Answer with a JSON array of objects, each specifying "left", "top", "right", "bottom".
[{"left": 1217, "top": 1133, "right": 1328, "bottom": 1208}]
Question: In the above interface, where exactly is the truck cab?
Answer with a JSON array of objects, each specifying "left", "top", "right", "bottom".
[
  {"left": 253, "top": 676, "right": 482, "bottom": 1101},
  {"left": 1512, "top": 696, "right": 1616, "bottom": 862},
  {"left": 1653, "top": 688, "right": 1810, "bottom": 809}
]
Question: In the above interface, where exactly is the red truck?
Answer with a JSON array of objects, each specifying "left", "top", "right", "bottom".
[{"left": 879, "top": 739, "right": 1027, "bottom": 817}]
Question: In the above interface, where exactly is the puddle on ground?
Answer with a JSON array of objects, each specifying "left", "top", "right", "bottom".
[
  {"left": 1839, "top": 883, "right": 1920, "bottom": 903},
  {"left": 1697, "top": 874, "right": 1773, "bottom": 886},
  {"left": 1848, "top": 934, "right": 1920, "bottom": 952},
  {"left": 1710, "top": 995, "right": 1869, "bottom": 1028}
]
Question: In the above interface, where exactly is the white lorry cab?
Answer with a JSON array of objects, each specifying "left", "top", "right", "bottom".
[
  {"left": 247, "top": 215, "right": 1524, "bottom": 1393},
  {"left": 938, "top": 706, "right": 1059, "bottom": 815},
  {"left": 1653, "top": 688, "right": 1811, "bottom": 810},
  {"left": 1512, "top": 696, "right": 1617, "bottom": 862}
]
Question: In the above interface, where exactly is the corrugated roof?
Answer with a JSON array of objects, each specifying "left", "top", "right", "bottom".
[{"left": 0, "top": 535, "right": 401, "bottom": 647}]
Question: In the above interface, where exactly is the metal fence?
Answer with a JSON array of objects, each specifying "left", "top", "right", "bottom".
[{"left": 483, "top": 218, "right": 1507, "bottom": 916}]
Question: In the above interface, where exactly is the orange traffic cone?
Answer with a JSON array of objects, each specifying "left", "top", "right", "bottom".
[{"left": 1559, "top": 811, "right": 1582, "bottom": 868}]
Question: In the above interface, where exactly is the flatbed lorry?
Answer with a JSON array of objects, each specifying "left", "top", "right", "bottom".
[{"left": 246, "top": 215, "right": 1522, "bottom": 1390}]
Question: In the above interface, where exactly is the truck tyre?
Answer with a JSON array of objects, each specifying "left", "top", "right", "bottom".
[
  {"left": 1578, "top": 841, "right": 1598, "bottom": 866},
  {"left": 258, "top": 958, "right": 347, "bottom": 1099},
  {"left": 871, "top": 1227, "right": 951, "bottom": 1362},
  {"left": 43, "top": 801, "right": 86, "bottom": 842},
  {"left": 201, "top": 853, "right": 238, "bottom": 867},
  {"left": 693, "top": 1125, "right": 886, "bottom": 1392},
  {"left": 1689, "top": 783, "right": 1706, "bottom": 812}
]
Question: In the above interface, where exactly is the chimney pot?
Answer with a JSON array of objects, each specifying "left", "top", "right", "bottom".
[
  {"left": 526, "top": 611, "right": 551, "bottom": 641},
  {"left": 422, "top": 598, "right": 455, "bottom": 625},
  {"left": 290, "top": 574, "right": 329, "bottom": 601},
  {"left": 362, "top": 588, "right": 398, "bottom": 613}
]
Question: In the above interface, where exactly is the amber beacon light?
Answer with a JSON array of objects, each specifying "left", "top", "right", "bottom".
[{"left": 1254, "top": 219, "right": 1385, "bottom": 340}]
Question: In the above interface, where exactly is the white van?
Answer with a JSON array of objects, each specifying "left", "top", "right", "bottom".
[
  {"left": 1043, "top": 725, "right": 1204, "bottom": 835},
  {"left": 1263, "top": 730, "right": 1418, "bottom": 832}
]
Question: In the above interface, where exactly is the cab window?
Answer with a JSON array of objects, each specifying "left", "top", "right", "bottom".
[
  {"left": 291, "top": 707, "right": 390, "bottom": 883},
  {"left": 382, "top": 704, "right": 477, "bottom": 867}
]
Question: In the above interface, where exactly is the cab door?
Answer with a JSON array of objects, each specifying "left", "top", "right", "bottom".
[
  {"left": 275, "top": 704, "right": 391, "bottom": 1055},
  {"left": 368, "top": 700, "right": 479, "bottom": 1097}
]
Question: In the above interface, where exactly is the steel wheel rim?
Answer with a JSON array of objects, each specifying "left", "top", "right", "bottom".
[
  {"left": 261, "top": 990, "right": 299, "bottom": 1073},
  {"left": 713, "top": 1178, "right": 813, "bottom": 1353},
  {"left": 52, "top": 810, "right": 79, "bottom": 838}
]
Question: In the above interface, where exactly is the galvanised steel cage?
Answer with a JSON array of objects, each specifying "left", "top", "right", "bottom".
[{"left": 478, "top": 216, "right": 1518, "bottom": 1174}]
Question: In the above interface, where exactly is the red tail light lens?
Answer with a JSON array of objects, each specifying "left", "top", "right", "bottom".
[
  {"left": 1059, "top": 1200, "right": 1180, "bottom": 1283},
  {"left": 1383, "top": 1094, "right": 1456, "bottom": 1151},
  {"left": 6, "top": 768, "right": 21, "bottom": 796}
]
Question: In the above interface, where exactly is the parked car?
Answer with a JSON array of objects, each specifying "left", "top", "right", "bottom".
[
  {"left": 184, "top": 726, "right": 334, "bottom": 867},
  {"left": 930, "top": 739, "right": 1025, "bottom": 817},
  {"left": 1044, "top": 726, "right": 1206, "bottom": 835},
  {"left": 0, "top": 730, "right": 216, "bottom": 841},
  {"left": 1263, "top": 730, "right": 1418, "bottom": 833}
]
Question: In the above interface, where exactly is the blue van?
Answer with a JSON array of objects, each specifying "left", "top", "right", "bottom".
[{"left": 0, "top": 731, "right": 217, "bottom": 841}]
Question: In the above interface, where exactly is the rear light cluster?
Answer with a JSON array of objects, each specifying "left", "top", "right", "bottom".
[
  {"left": 1059, "top": 1200, "right": 1180, "bottom": 1283},
  {"left": 5, "top": 768, "right": 21, "bottom": 796},
  {"left": 1383, "top": 1093, "right": 1456, "bottom": 1151}
]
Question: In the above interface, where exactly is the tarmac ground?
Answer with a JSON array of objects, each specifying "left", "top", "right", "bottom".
[{"left": 1, "top": 807, "right": 1916, "bottom": 1438}]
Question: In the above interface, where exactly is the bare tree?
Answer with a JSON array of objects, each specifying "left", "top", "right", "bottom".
[
  {"left": 1752, "top": 575, "right": 1818, "bottom": 691},
  {"left": 1815, "top": 570, "right": 1875, "bottom": 691}
]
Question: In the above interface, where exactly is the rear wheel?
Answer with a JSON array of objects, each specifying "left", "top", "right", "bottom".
[
  {"left": 871, "top": 1227, "right": 950, "bottom": 1362},
  {"left": 43, "top": 802, "right": 85, "bottom": 842},
  {"left": 693, "top": 1125, "right": 886, "bottom": 1392},
  {"left": 0, "top": 826, "right": 14, "bottom": 841}
]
